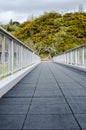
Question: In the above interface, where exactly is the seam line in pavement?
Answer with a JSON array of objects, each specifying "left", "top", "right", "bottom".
[
  {"left": 21, "top": 65, "right": 42, "bottom": 130},
  {"left": 48, "top": 63, "right": 82, "bottom": 130},
  {"left": 55, "top": 63, "right": 86, "bottom": 91}
]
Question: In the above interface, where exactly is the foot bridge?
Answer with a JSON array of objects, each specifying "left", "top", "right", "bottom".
[{"left": 0, "top": 27, "right": 86, "bottom": 130}]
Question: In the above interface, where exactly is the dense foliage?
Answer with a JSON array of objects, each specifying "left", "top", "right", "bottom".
[{"left": 1, "top": 12, "right": 86, "bottom": 58}]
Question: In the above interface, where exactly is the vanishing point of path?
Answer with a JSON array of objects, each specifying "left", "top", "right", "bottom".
[{"left": 0, "top": 62, "right": 86, "bottom": 130}]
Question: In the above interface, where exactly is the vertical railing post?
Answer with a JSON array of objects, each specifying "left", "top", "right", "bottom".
[
  {"left": 75, "top": 50, "right": 77, "bottom": 65},
  {"left": 70, "top": 51, "right": 72, "bottom": 64},
  {"left": 82, "top": 47, "right": 84, "bottom": 66},
  {"left": 20, "top": 45, "right": 23, "bottom": 70},
  {"left": 8, "top": 39, "right": 11, "bottom": 74},
  {"left": 19, "top": 45, "right": 21, "bottom": 70},
  {"left": 64, "top": 53, "right": 66, "bottom": 63},
  {"left": 67, "top": 53, "right": 68, "bottom": 64},
  {"left": 15, "top": 44, "right": 17, "bottom": 70},
  {"left": 2, "top": 35, "right": 5, "bottom": 77},
  {"left": 77, "top": 49, "right": 79, "bottom": 65},
  {"left": 66, "top": 53, "right": 67, "bottom": 64},
  {"left": 66, "top": 54, "right": 67, "bottom": 64},
  {"left": 63, "top": 54, "right": 64, "bottom": 63},
  {"left": 10, "top": 40, "right": 14, "bottom": 74}
]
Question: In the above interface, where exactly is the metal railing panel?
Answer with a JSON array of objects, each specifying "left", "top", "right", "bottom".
[
  {"left": 53, "top": 44, "right": 86, "bottom": 68},
  {"left": 0, "top": 27, "right": 40, "bottom": 78}
]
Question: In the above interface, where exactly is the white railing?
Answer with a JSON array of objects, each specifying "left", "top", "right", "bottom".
[
  {"left": 53, "top": 44, "right": 86, "bottom": 68},
  {"left": 0, "top": 27, "right": 40, "bottom": 78}
]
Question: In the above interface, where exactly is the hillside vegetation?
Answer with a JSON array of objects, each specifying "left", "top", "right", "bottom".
[{"left": 1, "top": 12, "right": 86, "bottom": 58}]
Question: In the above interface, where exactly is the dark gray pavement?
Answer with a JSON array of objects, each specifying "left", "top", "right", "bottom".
[{"left": 0, "top": 62, "right": 86, "bottom": 129}]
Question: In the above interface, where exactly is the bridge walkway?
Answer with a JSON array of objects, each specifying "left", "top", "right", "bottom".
[{"left": 0, "top": 62, "right": 86, "bottom": 130}]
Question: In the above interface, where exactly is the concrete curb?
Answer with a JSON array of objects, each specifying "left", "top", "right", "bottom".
[
  {"left": 0, "top": 63, "right": 40, "bottom": 98},
  {"left": 54, "top": 62, "right": 86, "bottom": 73}
]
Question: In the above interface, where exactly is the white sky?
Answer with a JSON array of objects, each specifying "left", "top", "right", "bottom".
[{"left": 0, "top": 0, "right": 86, "bottom": 24}]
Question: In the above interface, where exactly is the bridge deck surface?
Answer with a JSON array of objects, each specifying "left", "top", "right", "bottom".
[{"left": 0, "top": 62, "right": 86, "bottom": 130}]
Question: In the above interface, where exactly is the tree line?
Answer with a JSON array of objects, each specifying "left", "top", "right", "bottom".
[{"left": 1, "top": 12, "right": 86, "bottom": 59}]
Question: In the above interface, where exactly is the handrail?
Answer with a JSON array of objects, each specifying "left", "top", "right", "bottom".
[
  {"left": 0, "top": 27, "right": 40, "bottom": 78},
  {"left": 53, "top": 44, "right": 86, "bottom": 68},
  {"left": 0, "top": 27, "right": 37, "bottom": 54}
]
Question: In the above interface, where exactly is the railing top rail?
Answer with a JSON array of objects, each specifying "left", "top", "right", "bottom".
[
  {"left": 54, "top": 43, "right": 86, "bottom": 57},
  {"left": 0, "top": 26, "right": 39, "bottom": 56}
]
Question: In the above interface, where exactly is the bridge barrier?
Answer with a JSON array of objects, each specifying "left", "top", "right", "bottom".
[
  {"left": 0, "top": 27, "right": 40, "bottom": 97},
  {"left": 53, "top": 44, "right": 86, "bottom": 68}
]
